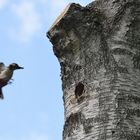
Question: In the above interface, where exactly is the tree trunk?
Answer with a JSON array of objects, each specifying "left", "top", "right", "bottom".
[{"left": 47, "top": 0, "right": 140, "bottom": 139}]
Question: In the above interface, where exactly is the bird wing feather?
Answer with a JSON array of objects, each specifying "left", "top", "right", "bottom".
[
  {"left": 0, "top": 62, "right": 6, "bottom": 73},
  {"left": 0, "top": 88, "right": 4, "bottom": 99}
]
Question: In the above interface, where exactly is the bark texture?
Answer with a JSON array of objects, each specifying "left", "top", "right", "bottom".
[{"left": 47, "top": 0, "right": 140, "bottom": 139}]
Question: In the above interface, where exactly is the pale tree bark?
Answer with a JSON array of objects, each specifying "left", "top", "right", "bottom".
[{"left": 47, "top": 0, "right": 140, "bottom": 139}]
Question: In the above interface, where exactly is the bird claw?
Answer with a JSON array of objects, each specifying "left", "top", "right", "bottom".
[
  {"left": 8, "top": 81, "right": 12, "bottom": 85},
  {"left": 8, "top": 79, "right": 14, "bottom": 85}
]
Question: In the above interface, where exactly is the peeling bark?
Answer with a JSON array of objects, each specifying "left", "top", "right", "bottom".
[{"left": 47, "top": 0, "right": 140, "bottom": 139}]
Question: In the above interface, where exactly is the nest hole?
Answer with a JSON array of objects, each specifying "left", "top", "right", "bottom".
[{"left": 75, "top": 82, "right": 84, "bottom": 99}]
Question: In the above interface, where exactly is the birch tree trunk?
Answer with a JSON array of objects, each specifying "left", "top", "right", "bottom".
[{"left": 47, "top": 0, "right": 140, "bottom": 139}]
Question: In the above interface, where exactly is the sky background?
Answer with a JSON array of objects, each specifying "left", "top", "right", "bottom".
[{"left": 0, "top": 0, "right": 92, "bottom": 140}]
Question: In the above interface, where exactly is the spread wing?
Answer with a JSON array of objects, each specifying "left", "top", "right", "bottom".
[{"left": 0, "top": 62, "right": 6, "bottom": 73}]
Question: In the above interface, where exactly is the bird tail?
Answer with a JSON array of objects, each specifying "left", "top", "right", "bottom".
[{"left": 0, "top": 88, "right": 4, "bottom": 99}]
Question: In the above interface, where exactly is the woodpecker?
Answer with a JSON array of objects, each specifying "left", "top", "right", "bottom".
[{"left": 0, "top": 63, "right": 23, "bottom": 99}]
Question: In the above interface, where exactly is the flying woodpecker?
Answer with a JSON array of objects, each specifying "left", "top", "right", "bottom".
[{"left": 0, "top": 63, "right": 23, "bottom": 99}]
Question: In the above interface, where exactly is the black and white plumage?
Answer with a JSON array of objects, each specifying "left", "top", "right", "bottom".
[{"left": 0, "top": 63, "right": 23, "bottom": 99}]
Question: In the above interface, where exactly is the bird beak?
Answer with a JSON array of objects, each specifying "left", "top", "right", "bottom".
[{"left": 17, "top": 66, "right": 24, "bottom": 69}]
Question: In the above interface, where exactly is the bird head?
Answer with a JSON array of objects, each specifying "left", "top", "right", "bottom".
[{"left": 9, "top": 63, "right": 24, "bottom": 70}]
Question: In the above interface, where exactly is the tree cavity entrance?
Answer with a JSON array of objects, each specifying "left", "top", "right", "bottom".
[{"left": 75, "top": 82, "right": 84, "bottom": 99}]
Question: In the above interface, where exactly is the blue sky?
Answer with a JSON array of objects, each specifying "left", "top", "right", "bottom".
[{"left": 0, "top": 0, "right": 92, "bottom": 140}]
